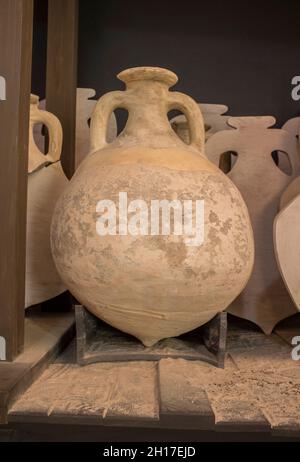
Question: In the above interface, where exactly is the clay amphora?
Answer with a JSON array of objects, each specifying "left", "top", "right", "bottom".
[
  {"left": 30, "top": 89, "right": 118, "bottom": 170},
  {"left": 75, "top": 88, "right": 117, "bottom": 168},
  {"left": 51, "top": 67, "right": 254, "bottom": 347},
  {"left": 171, "top": 104, "right": 231, "bottom": 143},
  {"left": 274, "top": 194, "right": 300, "bottom": 312},
  {"left": 171, "top": 104, "right": 233, "bottom": 172},
  {"left": 206, "top": 116, "right": 300, "bottom": 334},
  {"left": 274, "top": 119, "right": 300, "bottom": 314},
  {"left": 26, "top": 95, "right": 67, "bottom": 308},
  {"left": 279, "top": 117, "right": 300, "bottom": 209}
]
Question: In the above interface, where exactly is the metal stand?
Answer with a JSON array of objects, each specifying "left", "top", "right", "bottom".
[{"left": 75, "top": 305, "right": 227, "bottom": 368}]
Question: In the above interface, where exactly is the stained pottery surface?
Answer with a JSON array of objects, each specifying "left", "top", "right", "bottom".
[
  {"left": 274, "top": 194, "right": 300, "bottom": 311},
  {"left": 51, "top": 67, "right": 254, "bottom": 347},
  {"left": 26, "top": 95, "right": 67, "bottom": 308},
  {"left": 206, "top": 116, "right": 300, "bottom": 333},
  {"left": 75, "top": 88, "right": 117, "bottom": 168}
]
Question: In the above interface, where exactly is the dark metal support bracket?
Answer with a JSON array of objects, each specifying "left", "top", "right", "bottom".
[{"left": 75, "top": 305, "right": 227, "bottom": 368}]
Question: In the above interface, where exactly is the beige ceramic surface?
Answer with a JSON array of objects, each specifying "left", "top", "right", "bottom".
[
  {"left": 75, "top": 88, "right": 117, "bottom": 168},
  {"left": 171, "top": 103, "right": 231, "bottom": 144},
  {"left": 206, "top": 116, "right": 300, "bottom": 334},
  {"left": 28, "top": 95, "right": 62, "bottom": 174},
  {"left": 32, "top": 90, "right": 118, "bottom": 171},
  {"left": 274, "top": 194, "right": 300, "bottom": 311},
  {"left": 280, "top": 177, "right": 300, "bottom": 210},
  {"left": 280, "top": 117, "right": 300, "bottom": 209},
  {"left": 282, "top": 116, "right": 300, "bottom": 135},
  {"left": 32, "top": 98, "right": 46, "bottom": 154},
  {"left": 26, "top": 96, "right": 68, "bottom": 308},
  {"left": 51, "top": 67, "right": 254, "bottom": 346}
]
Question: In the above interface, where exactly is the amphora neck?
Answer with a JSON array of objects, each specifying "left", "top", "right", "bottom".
[{"left": 117, "top": 67, "right": 180, "bottom": 144}]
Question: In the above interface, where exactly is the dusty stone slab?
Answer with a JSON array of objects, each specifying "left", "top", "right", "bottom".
[
  {"left": 206, "top": 377, "right": 269, "bottom": 430},
  {"left": 8, "top": 317, "right": 300, "bottom": 436},
  {"left": 227, "top": 316, "right": 295, "bottom": 372},
  {"left": 9, "top": 362, "right": 159, "bottom": 424},
  {"left": 228, "top": 346, "right": 295, "bottom": 372},
  {"left": 245, "top": 370, "right": 300, "bottom": 435},
  {"left": 227, "top": 325, "right": 287, "bottom": 351},
  {"left": 209, "top": 369, "right": 300, "bottom": 433},
  {"left": 159, "top": 358, "right": 268, "bottom": 431},
  {"left": 158, "top": 358, "right": 214, "bottom": 429}
]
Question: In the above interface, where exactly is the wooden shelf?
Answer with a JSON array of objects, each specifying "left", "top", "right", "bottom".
[
  {"left": 0, "top": 0, "right": 34, "bottom": 361},
  {"left": 0, "top": 0, "right": 78, "bottom": 362},
  {"left": 0, "top": 310, "right": 74, "bottom": 424}
]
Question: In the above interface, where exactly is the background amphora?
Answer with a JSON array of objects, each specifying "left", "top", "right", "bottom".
[
  {"left": 206, "top": 116, "right": 300, "bottom": 333},
  {"left": 26, "top": 95, "right": 67, "bottom": 308}
]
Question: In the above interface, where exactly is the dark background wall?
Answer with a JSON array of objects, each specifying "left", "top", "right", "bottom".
[{"left": 32, "top": 0, "right": 300, "bottom": 127}]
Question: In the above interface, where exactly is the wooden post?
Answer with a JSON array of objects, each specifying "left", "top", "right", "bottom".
[
  {"left": 46, "top": 0, "right": 78, "bottom": 179},
  {"left": 0, "top": 0, "right": 34, "bottom": 361}
]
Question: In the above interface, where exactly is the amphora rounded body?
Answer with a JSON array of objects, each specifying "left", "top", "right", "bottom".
[{"left": 51, "top": 67, "right": 254, "bottom": 346}]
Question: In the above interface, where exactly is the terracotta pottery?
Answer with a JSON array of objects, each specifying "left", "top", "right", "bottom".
[
  {"left": 274, "top": 118, "right": 300, "bottom": 314},
  {"left": 279, "top": 117, "right": 300, "bottom": 209},
  {"left": 280, "top": 176, "right": 300, "bottom": 210},
  {"left": 171, "top": 104, "right": 233, "bottom": 172},
  {"left": 171, "top": 103, "right": 231, "bottom": 143},
  {"left": 26, "top": 95, "right": 68, "bottom": 308},
  {"left": 32, "top": 97, "right": 46, "bottom": 154},
  {"left": 274, "top": 194, "right": 300, "bottom": 312},
  {"left": 171, "top": 115, "right": 210, "bottom": 144},
  {"left": 75, "top": 88, "right": 117, "bottom": 168},
  {"left": 51, "top": 67, "right": 254, "bottom": 347},
  {"left": 32, "top": 89, "right": 118, "bottom": 170},
  {"left": 29, "top": 95, "right": 62, "bottom": 173},
  {"left": 206, "top": 116, "right": 300, "bottom": 334}
]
